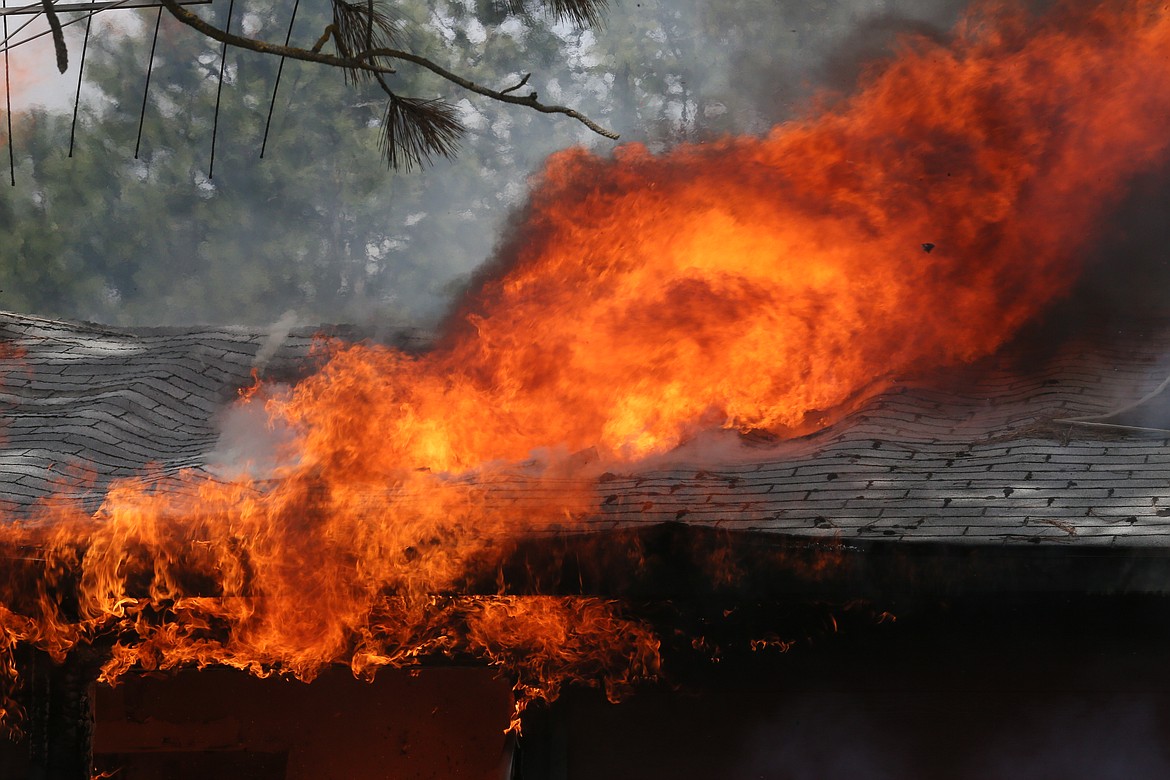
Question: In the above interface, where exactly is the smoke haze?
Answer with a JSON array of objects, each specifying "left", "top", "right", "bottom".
[{"left": 0, "top": 0, "right": 998, "bottom": 330}]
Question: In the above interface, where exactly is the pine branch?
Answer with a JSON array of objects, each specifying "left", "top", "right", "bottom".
[
  {"left": 160, "top": 0, "right": 395, "bottom": 73},
  {"left": 156, "top": 0, "right": 620, "bottom": 169},
  {"left": 540, "top": 0, "right": 608, "bottom": 26},
  {"left": 330, "top": 0, "right": 399, "bottom": 83},
  {"left": 380, "top": 94, "right": 463, "bottom": 171},
  {"left": 354, "top": 46, "right": 619, "bottom": 140},
  {"left": 501, "top": 0, "right": 608, "bottom": 27}
]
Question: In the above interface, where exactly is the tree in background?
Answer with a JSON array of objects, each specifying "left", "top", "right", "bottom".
[
  {"left": 1, "top": 0, "right": 621, "bottom": 325},
  {"left": 28, "top": 0, "right": 616, "bottom": 169},
  {"left": 0, "top": 0, "right": 969, "bottom": 327}
]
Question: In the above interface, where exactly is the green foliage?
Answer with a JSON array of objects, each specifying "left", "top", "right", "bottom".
[
  {"left": 1, "top": 1, "right": 523, "bottom": 326},
  {"left": 0, "top": 0, "right": 960, "bottom": 327}
]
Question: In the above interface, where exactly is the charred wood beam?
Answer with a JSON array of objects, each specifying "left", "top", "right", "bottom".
[{"left": 19, "top": 646, "right": 103, "bottom": 780}]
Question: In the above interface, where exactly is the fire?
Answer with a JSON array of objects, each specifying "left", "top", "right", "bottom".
[
  {"left": 286, "top": 0, "right": 1170, "bottom": 466},
  {"left": 4, "top": 0, "right": 1170, "bottom": 733}
]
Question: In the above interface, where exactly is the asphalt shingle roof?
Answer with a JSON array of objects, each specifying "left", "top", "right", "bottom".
[
  {"left": 0, "top": 313, "right": 382, "bottom": 512},
  {"left": 572, "top": 323, "right": 1170, "bottom": 548},
  {"left": 2, "top": 310, "right": 1168, "bottom": 550}
]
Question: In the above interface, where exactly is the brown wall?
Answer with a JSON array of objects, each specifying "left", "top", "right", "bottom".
[{"left": 92, "top": 666, "right": 514, "bottom": 780}]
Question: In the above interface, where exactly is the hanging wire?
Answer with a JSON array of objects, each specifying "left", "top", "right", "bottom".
[
  {"left": 208, "top": 0, "right": 235, "bottom": 179},
  {"left": 0, "top": 0, "right": 124, "bottom": 55},
  {"left": 0, "top": 10, "right": 44, "bottom": 54},
  {"left": 134, "top": 6, "right": 162, "bottom": 159},
  {"left": 67, "top": 6, "right": 93, "bottom": 157},
  {"left": 2, "top": 0, "right": 12, "bottom": 186},
  {"left": 259, "top": 0, "right": 299, "bottom": 159}
]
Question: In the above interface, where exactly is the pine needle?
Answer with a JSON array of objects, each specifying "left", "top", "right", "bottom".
[
  {"left": 330, "top": 0, "right": 399, "bottom": 83},
  {"left": 380, "top": 96, "right": 463, "bottom": 171}
]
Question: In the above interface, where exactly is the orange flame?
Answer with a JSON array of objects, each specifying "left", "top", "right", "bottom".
[
  {"left": 4, "top": 0, "right": 1170, "bottom": 731},
  {"left": 285, "top": 0, "right": 1170, "bottom": 466}
]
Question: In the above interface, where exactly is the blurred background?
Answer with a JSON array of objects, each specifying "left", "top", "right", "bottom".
[{"left": 0, "top": 0, "right": 973, "bottom": 328}]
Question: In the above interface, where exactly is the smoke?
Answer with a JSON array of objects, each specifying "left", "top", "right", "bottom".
[
  {"left": 0, "top": 0, "right": 1155, "bottom": 339},
  {"left": 734, "top": 692, "right": 911, "bottom": 780},
  {"left": 726, "top": 692, "right": 1170, "bottom": 780},
  {"left": 7, "top": 0, "right": 1170, "bottom": 736},
  {"left": 205, "top": 385, "right": 299, "bottom": 480},
  {"left": 615, "top": 428, "right": 824, "bottom": 475},
  {"left": 0, "top": 0, "right": 1025, "bottom": 331},
  {"left": 1029, "top": 161, "right": 1170, "bottom": 333},
  {"left": 0, "top": 22, "right": 74, "bottom": 112},
  {"left": 966, "top": 696, "right": 1170, "bottom": 780},
  {"left": 251, "top": 309, "right": 299, "bottom": 372}
]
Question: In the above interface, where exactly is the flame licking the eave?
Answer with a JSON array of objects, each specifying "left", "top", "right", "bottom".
[{"left": 4, "top": 0, "right": 1170, "bottom": 732}]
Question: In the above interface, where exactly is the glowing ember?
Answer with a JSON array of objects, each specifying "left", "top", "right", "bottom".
[{"left": 4, "top": 0, "right": 1170, "bottom": 733}]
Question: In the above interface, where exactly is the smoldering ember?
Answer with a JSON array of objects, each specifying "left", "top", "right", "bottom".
[{"left": 6, "top": 0, "right": 1170, "bottom": 778}]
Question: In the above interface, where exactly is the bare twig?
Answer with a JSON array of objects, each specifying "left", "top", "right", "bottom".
[
  {"left": 353, "top": 46, "right": 619, "bottom": 139},
  {"left": 310, "top": 24, "right": 334, "bottom": 53},
  {"left": 501, "top": 72, "right": 530, "bottom": 94}
]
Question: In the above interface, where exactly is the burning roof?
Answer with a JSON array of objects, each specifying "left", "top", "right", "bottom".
[
  {"left": 6, "top": 309, "right": 1170, "bottom": 549},
  {"left": 6, "top": 0, "right": 1170, "bottom": 743},
  {"left": 2, "top": 305, "right": 1170, "bottom": 728}
]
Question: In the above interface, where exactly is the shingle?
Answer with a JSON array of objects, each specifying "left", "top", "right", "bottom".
[{"left": 4, "top": 313, "right": 1170, "bottom": 557}]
